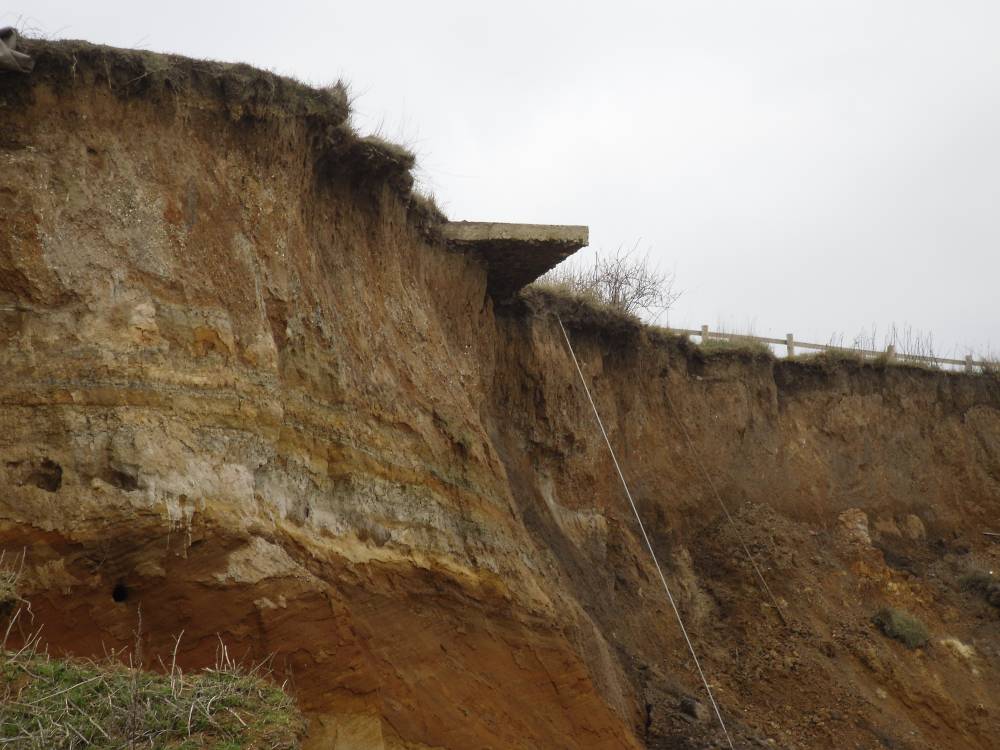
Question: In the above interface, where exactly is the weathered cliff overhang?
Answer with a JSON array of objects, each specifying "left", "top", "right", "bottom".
[{"left": 443, "top": 221, "right": 588, "bottom": 300}]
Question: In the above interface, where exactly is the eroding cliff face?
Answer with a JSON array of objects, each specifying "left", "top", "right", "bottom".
[{"left": 2, "top": 41, "right": 999, "bottom": 750}]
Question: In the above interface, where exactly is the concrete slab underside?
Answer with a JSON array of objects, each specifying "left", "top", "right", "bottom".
[{"left": 443, "top": 221, "right": 589, "bottom": 300}]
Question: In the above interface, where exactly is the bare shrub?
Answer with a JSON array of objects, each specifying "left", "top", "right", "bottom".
[{"left": 539, "top": 242, "right": 680, "bottom": 320}]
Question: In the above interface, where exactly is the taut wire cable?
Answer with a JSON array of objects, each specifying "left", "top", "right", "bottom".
[{"left": 555, "top": 314, "right": 735, "bottom": 750}]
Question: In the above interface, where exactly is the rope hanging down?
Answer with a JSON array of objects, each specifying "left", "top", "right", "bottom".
[
  {"left": 661, "top": 387, "right": 789, "bottom": 627},
  {"left": 555, "top": 315, "right": 736, "bottom": 750}
]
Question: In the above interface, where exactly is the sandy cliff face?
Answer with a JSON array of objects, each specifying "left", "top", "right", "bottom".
[{"left": 2, "top": 41, "right": 999, "bottom": 750}]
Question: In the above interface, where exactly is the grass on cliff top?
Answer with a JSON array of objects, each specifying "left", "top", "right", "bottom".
[
  {"left": 521, "top": 283, "right": 770, "bottom": 358},
  {"left": 872, "top": 607, "right": 930, "bottom": 649},
  {"left": 22, "top": 37, "right": 350, "bottom": 123},
  {"left": 12, "top": 39, "right": 440, "bottom": 223},
  {"left": 696, "top": 336, "right": 774, "bottom": 359},
  {"left": 521, "top": 282, "right": 645, "bottom": 334},
  {"left": 789, "top": 348, "right": 938, "bottom": 372},
  {"left": 0, "top": 629, "right": 303, "bottom": 749}
]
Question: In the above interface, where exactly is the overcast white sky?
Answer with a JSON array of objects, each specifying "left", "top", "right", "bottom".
[{"left": 8, "top": 2, "right": 999, "bottom": 357}]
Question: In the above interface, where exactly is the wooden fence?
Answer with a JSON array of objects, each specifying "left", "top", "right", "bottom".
[{"left": 669, "top": 325, "right": 991, "bottom": 372}]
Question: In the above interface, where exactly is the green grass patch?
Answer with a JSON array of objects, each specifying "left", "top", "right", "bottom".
[
  {"left": 872, "top": 607, "right": 930, "bottom": 649},
  {"left": 0, "top": 643, "right": 304, "bottom": 749},
  {"left": 697, "top": 337, "right": 774, "bottom": 359}
]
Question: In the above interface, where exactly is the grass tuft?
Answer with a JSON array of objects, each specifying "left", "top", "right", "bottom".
[
  {"left": 0, "top": 552, "right": 29, "bottom": 620},
  {"left": 960, "top": 571, "right": 1000, "bottom": 608},
  {"left": 0, "top": 572, "right": 17, "bottom": 613},
  {"left": 0, "top": 567, "right": 303, "bottom": 750},
  {"left": 521, "top": 283, "right": 643, "bottom": 336},
  {"left": 872, "top": 607, "right": 930, "bottom": 649},
  {"left": 0, "top": 645, "right": 304, "bottom": 749},
  {"left": 697, "top": 336, "right": 774, "bottom": 359}
]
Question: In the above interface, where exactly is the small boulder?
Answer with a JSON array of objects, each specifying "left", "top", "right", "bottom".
[
  {"left": 873, "top": 516, "right": 901, "bottom": 537},
  {"left": 679, "top": 696, "right": 710, "bottom": 723},
  {"left": 838, "top": 508, "right": 871, "bottom": 545},
  {"left": 902, "top": 514, "right": 926, "bottom": 540}
]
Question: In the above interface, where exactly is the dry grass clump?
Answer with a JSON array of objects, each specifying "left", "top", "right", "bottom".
[
  {"left": 530, "top": 277, "right": 616, "bottom": 313},
  {"left": 791, "top": 349, "right": 881, "bottom": 367},
  {"left": 0, "top": 559, "right": 302, "bottom": 749},
  {"left": 407, "top": 191, "right": 448, "bottom": 241},
  {"left": 824, "top": 324, "right": 941, "bottom": 368},
  {"left": 960, "top": 570, "right": 1000, "bottom": 608},
  {"left": 409, "top": 191, "right": 446, "bottom": 222},
  {"left": 341, "top": 135, "right": 419, "bottom": 194},
  {"left": 351, "top": 135, "right": 417, "bottom": 172},
  {"left": 0, "top": 630, "right": 303, "bottom": 749},
  {"left": 697, "top": 336, "right": 774, "bottom": 360},
  {"left": 520, "top": 284, "right": 644, "bottom": 337},
  {"left": 19, "top": 39, "right": 350, "bottom": 125},
  {"left": 872, "top": 607, "right": 930, "bottom": 649},
  {"left": 0, "top": 570, "right": 18, "bottom": 612},
  {"left": 788, "top": 348, "right": 942, "bottom": 375},
  {"left": 0, "top": 552, "right": 28, "bottom": 620}
]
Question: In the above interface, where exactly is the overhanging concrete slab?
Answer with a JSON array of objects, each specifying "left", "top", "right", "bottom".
[{"left": 443, "top": 221, "right": 588, "bottom": 300}]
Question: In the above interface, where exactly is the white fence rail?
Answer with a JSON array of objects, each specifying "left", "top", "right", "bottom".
[{"left": 670, "top": 325, "right": 990, "bottom": 372}]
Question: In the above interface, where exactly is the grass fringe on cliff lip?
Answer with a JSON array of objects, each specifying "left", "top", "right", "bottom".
[
  {"left": 0, "top": 569, "right": 17, "bottom": 612},
  {"left": 520, "top": 283, "right": 644, "bottom": 336},
  {"left": 341, "top": 135, "right": 418, "bottom": 193},
  {"left": 11, "top": 39, "right": 431, "bottom": 207},
  {"left": 516, "top": 285, "right": 700, "bottom": 359},
  {"left": 788, "top": 348, "right": 943, "bottom": 374},
  {"left": 696, "top": 336, "right": 774, "bottom": 360},
  {"left": 19, "top": 38, "right": 350, "bottom": 126},
  {"left": 409, "top": 190, "right": 447, "bottom": 223},
  {"left": 0, "top": 627, "right": 304, "bottom": 749},
  {"left": 872, "top": 607, "right": 929, "bottom": 649}
]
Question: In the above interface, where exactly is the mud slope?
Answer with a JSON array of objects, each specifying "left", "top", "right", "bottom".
[{"left": 2, "top": 40, "right": 999, "bottom": 750}]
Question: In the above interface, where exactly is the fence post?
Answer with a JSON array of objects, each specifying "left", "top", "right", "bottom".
[
  {"left": 966, "top": 355, "right": 975, "bottom": 373},
  {"left": 786, "top": 334, "right": 795, "bottom": 358},
  {"left": 701, "top": 324, "right": 709, "bottom": 343},
  {"left": 886, "top": 344, "right": 896, "bottom": 361}
]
